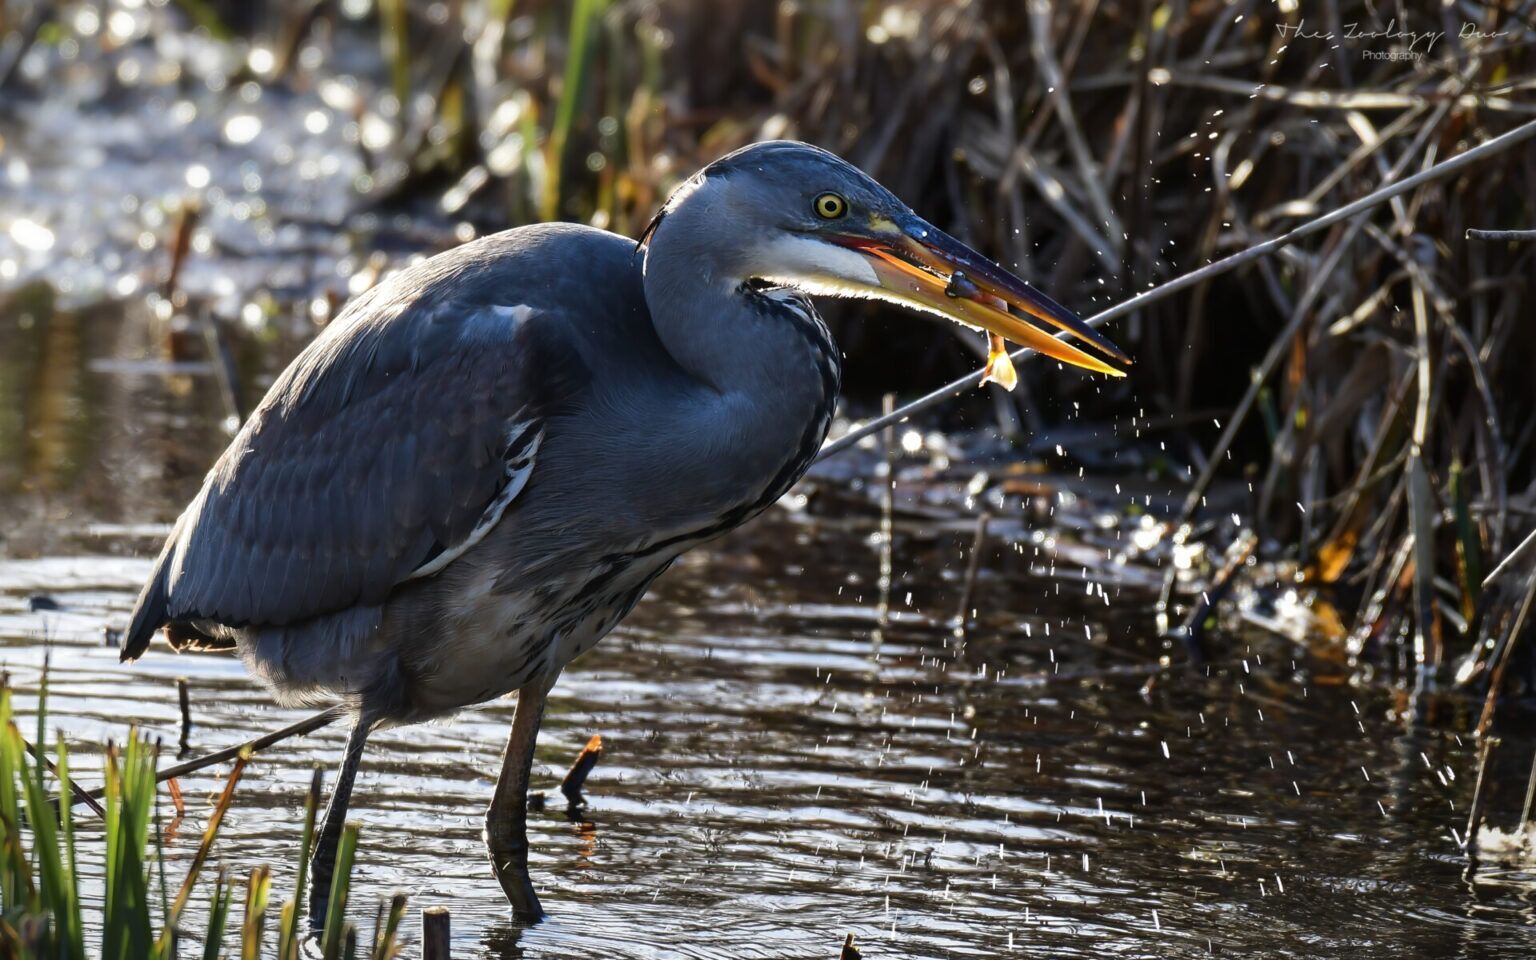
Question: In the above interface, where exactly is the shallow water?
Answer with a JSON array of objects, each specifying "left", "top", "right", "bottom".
[{"left": 3, "top": 305, "right": 1536, "bottom": 958}]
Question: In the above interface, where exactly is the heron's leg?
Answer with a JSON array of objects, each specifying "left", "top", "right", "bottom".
[
  {"left": 308, "top": 716, "right": 371, "bottom": 933},
  {"left": 486, "top": 671, "right": 559, "bottom": 922}
]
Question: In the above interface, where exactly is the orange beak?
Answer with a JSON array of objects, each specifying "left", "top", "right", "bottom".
[{"left": 830, "top": 218, "right": 1129, "bottom": 377}]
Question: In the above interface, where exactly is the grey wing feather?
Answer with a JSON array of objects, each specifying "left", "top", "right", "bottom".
[{"left": 122, "top": 284, "right": 584, "bottom": 658}]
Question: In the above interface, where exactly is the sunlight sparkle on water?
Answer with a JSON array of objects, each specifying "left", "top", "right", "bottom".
[
  {"left": 223, "top": 115, "right": 263, "bottom": 145},
  {"left": 9, "top": 218, "right": 54, "bottom": 252}
]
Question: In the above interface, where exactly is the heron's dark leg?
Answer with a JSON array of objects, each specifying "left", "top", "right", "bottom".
[
  {"left": 308, "top": 716, "right": 371, "bottom": 933},
  {"left": 486, "top": 671, "right": 559, "bottom": 922}
]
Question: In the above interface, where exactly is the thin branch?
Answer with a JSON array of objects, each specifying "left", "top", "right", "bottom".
[
  {"left": 1467, "top": 229, "right": 1536, "bottom": 241},
  {"left": 1485, "top": 526, "right": 1536, "bottom": 591},
  {"left": 66, "top": 706, "right": 345, "bottom": 807}
]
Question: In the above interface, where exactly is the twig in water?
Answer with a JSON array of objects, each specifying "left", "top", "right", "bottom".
[
  {"left": 166, "top": 776, "right": 186, "bottom": 819},
  {"left": 1476, "top": 569, "right": 1536, "bottom": 738},
  {"left": 560, "top": 734, "right": 603, "bottom": 807},
  {"left": 953, "top": 513, "right": 992, "bottom": 640},
  {"left": 321, "top": 823, "right": 362, "bottom": 959},
  {"left": 422, "top": 906, "right": 452, "bottom": 960},
  {"left": 1408, "top": 453, "right": 1441, "bottom": 695},
  {"left": 1464, "top": 736, "right": 1498, "bottom": 858},
  {"left": 25, "top": 737, "right": 106, "bottom": 818},
  {"left": 276, "top": 767, "right": 324, "bottom": 960},
  {"left": 872, "top": 393, "right": 897, "bottom": 661},
  {"left": 67, "top": 706, "right": 343, "bottom": 807},
  {"left": 177, "top": 677, "right": 193, "bottom": 758},
  {"left": 1520, "top": 747, "right": 1536, "bottom": 842},
  {"left": 840, "top": 933, "right": 862, "bottom": 960}
]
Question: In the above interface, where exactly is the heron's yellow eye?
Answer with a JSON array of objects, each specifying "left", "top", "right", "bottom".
[{"left": 814, "top": 192, "right": 847, "bottom": 219}]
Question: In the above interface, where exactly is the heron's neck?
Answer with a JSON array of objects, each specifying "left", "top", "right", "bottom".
[
  {"left": 642, "top": 197, "right": 840, "bottom": 385},
  {"left": 640, "top": 217, "right": 840, "bottom": 511}
]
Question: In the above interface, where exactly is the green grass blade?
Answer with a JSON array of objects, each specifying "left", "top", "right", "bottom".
[
  {"left": 133, "top": 737, "right": 158, "bottom": 960},
  {"left": 169, "top": 0, "right": 233, "bottom": 40},
  {"left": 241, "top": 864, "right": 271, "bottom": 960},
  {"left": 56, "top": 734, "right": 85, "bottom": 959},
  {"left": 153, "top": 792, "right": 172, "bottom": 954},
  {"left": 18, "top": 669, "right": 75, "bottom": 958},
  {"left": 22, "top": 762, "right": 67, "bottom": 956},
  {"left": 105, "top": 733, "right": 156, "bottom": 960},
  {"left": 277, "top": 902, "right": 299, "bottom": 960},
  {"left": 203, "top": 869, "right": 232, "bottom": 960},
  {"left": 34, "top": 664, "right": 48, "bottom": 827},
  {"left": 378, "top": 0, "right": 410, "bottom": 107},
  {"left": 279, "top": 766, "right": 323, "bottom": 960},
  {"left": 0, "top": 689, "right": 28, "bottom": 917},
  {"left": 369, "top": 892, "right": 407, "bottom": 960},
  {"left": 101, "top": 743, "right": 123, "bottom": 959},
  {"left": 320, "top": 822, "right": 361, "bottom": 960},
  {"left": 544, "top": 0, "right": 609, "bottom": 220}
]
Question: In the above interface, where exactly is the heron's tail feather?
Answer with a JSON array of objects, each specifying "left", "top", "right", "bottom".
[{"left": 121, "top": 537, "right": 176, "bottom": 662}]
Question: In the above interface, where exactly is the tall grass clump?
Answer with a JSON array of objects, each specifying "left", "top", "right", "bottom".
[{"left": 0, "top": 677, "right": 403, "bottom": 958}]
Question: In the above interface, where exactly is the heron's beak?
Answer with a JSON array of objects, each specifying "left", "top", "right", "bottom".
[{"left": 829, "top": 217, "right": 1129, "bottom": 377}]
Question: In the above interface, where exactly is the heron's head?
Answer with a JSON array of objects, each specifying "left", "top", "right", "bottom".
[{"left": 642, "top": 140, "right": 1128, "bottom": 376}]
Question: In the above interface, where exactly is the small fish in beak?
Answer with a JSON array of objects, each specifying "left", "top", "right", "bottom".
[
  {"left": 981, "top": 334, "right": 1018, "bottom": 391},
  {"left": 946, "top": 270, "right": 1018, "bottom": 390}
]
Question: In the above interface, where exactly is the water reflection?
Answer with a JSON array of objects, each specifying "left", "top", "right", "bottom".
[{"left": 3, "top": 299, "right": 1536, "bottom": 958}]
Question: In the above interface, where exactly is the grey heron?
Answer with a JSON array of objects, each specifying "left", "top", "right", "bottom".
[{"left": 119, "top": 140, "right": 1129, "bottom": 927}]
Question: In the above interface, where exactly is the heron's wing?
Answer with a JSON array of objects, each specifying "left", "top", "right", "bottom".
[{"left": 153, "top": 294, "right": 585, "bottom": 632}]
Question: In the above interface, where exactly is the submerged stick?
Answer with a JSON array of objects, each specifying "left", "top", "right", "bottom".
[
  {"left": 872, "top": 393, "right": 897, "bottom": 661},
  {"left": 816, "top": 117, "right": 1536, "bottom": 461},
  {"left": 954, "top": 513, "right": 992, "bottom": 636},
  {"left": 840, "top": 933, "right": 862, "bottom": 960},
  {"left": 26, "top": 737, "right": 107, "bottom": 818},
  {"left": 560, "top": 734, "right": 603, "bottom": 806},
  {"left": 422, "top": 907, "right": 451, "bottom": 960},
  {"left": 1464, "top": 736, "right": 1498, "bottom": 858},
  {"left": 1477, "top": 570, "right": 1536, "bottom": 738},
  {"left": 67, "top": 706, "right": 344, "bottom": 806},
  {"left": 156, "top": 706, "right": 342, "bottom": 784},
  {"left": 1521, "top": 747, "right": 1536, "bottom": 836},
  {"left": 177, "top": 677, "right": 192, "bottom": 758}
]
